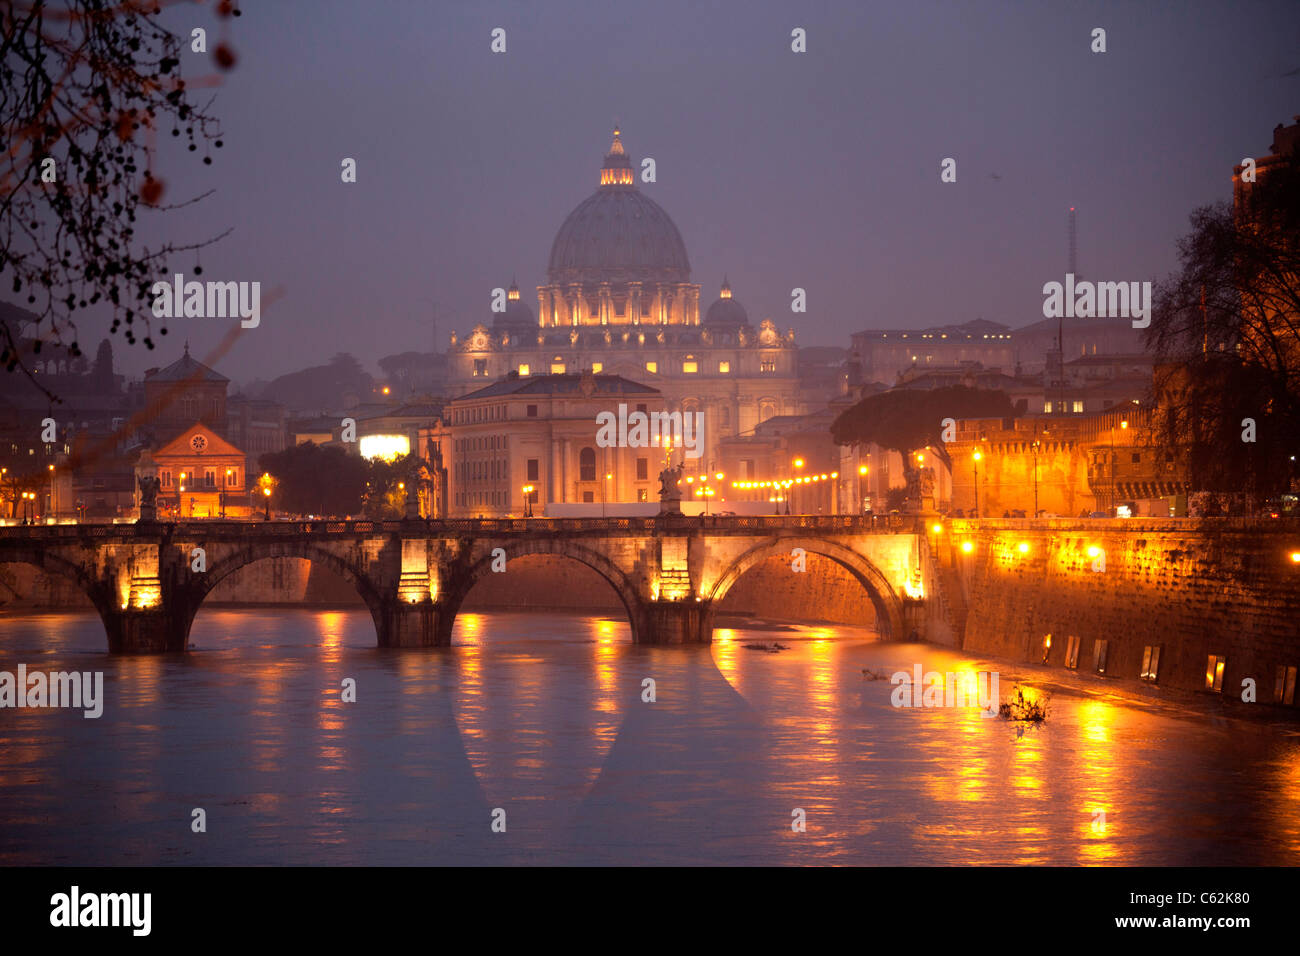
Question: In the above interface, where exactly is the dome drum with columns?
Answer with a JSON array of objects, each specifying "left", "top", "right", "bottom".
[{"left": 540, "top": 128, "right": 699, "bottom": 327}]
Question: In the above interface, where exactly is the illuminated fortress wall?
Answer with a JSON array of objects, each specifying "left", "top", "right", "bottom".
[{"left": 946, "top": 520, "right": 1300, "bottom": 699}]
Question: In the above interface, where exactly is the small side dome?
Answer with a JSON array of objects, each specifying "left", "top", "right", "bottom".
[
  {"left": 703, "top": 276, "right": 750, "bottom": 328},
  {"left": 493, "top": 278, "right": 535, "bottom": 332}
]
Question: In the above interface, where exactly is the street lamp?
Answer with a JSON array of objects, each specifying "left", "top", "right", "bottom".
[
  {"left": 792, "top": 458, "right": 805, "bottom": 514},
  {"left": 257, "top": 472, "right": 275, "bottom": 520},
  {"left": 522, "top": 484, "right": 535, "bottom": 518},
  {"left": 221, "top": 468, "right": 233, "bottom": 518},
  {"left": 695, "top": 483, "right": 716, "bottom": 515},
  {"left": 972, "top": 451, "right": 983, "bottom": 518},
  {"left": 602, "top": 472, "right": 612, "bottom": 517}
]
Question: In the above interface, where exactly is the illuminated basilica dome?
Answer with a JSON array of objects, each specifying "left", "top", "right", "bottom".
[{"left": 538, "top": 129, "right": 700, "bottom": 327}]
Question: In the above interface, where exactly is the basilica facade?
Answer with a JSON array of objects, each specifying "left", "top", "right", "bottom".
[{"left": 446, "top": 129, "right": 803, "bottom": 472}]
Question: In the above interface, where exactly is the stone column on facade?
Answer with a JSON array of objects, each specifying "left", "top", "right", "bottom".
[
  {"left": 560, "top": 438, "right": 570, "bottom": 502},
  {"left": 545, "top": 425, "right": 556, "bottom": 505},
  {"left": 628, "top": 282, "right": 641, "bottom": 325},
  {"left": 567, "top": 283, "right": 583, "bottom": 326},
  {"left": 537, "top": 287, "right": 550, "bottom": 327},
  {"left": 598, "top": 282, "right": 612, "bottom": 325}
]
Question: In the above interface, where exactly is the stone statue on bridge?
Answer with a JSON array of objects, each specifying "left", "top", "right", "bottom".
[
  {"left": 407, "top": 461, "right": 434, "bottom": 520},
  {"left": 658, "top": 462, "right": 684, "bottom": 515},
  {"left": 901, "top": 461, "right": 937, "bottom": 515},
  {"left": 137, "top": 474, "right": 161, "bottom": 523},
  {"left": 918, "top": 466, "right": 936, "bottom": 512}
]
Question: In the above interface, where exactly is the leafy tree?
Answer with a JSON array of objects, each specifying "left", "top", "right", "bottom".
[
  {"left": 883, "top": 486, "right": 908, "bottom": 513},
  {"left": 362, "top": 452, "right": 416, "bottom": 519},
  {"left": 1147, "top": 153, "right": 1300, "bottom": 499},
  {"left": 830, "top": 385, "right": 1015, "bottom": 468},
  {"left": 258, "top": 442, "right": 370, "bottom": 517},
  {"left": 1, "top": 1, "right": 236, "bottom": 401},
  {"left": 260, "top": 353, "right": 373, "bottom": 409},
  {"left": 0, "top": 463, "right": 48, "bottom": 518}
]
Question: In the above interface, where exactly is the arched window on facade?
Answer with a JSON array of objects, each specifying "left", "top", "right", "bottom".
[{"left": 579, "top": 446, "right": 596, "bottom": 482}]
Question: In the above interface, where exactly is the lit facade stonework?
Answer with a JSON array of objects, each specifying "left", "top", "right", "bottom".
[
  {"left": 151, "top": 424, "right": 249, "bottom": 518},
  {"left": 447, "top": 130, "right": 802, "bottom": 470},
  {"left": 426, "top": 371, "right": 669, "bottom": 517}
]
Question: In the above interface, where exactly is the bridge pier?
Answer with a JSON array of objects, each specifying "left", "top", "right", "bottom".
[
  {"left": 376, "top": 599, "right": 441, "bottom": 648},
  {"left": 641, "top": 600, "right": 710, "bottom": 644},
  {"left": 103, "top": 608, "right": 188, "bottom": 653}
]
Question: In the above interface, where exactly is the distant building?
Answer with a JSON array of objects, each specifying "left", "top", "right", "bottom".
[
  {"left": 353, "top": 401, "right": 442, "bottom": 462},
  {"left": 1233, "top": 114, "right": 1299, "bottom": 215},
  {"left": 151, "top": 424, "right": 249, "bottom": 518},
  {"left": 141, "top": 345, "right": 228, "bottom": 443},
  {"left": 851, "top": 316, "right": 1145, "bottom": 389},
  {"left": 227, "top": 395, "right": 288, "bottom": 470},
  {"left": 716, "top": 406, "right": 846, "bottom": 514},
  {"left": 288, "top": 417, "right": 339, "bottom": 447},
  {"left": 893, "top": 362, "right": 1042, "bottom": 416},
  {"left": 426, "top": 370, "right": 667, "bottom": 517}
]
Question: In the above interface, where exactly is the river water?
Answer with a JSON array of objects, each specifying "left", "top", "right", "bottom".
[{"left": 1, "top": 608, "right": 1298, "bottom": 865}]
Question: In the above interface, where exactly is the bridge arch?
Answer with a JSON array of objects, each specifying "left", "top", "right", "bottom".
[
  {"left": 703, "top": 537, "right": 905, "bottom": 640},
  {"left": 0, "top": 546, "right": 114, "bottom": 620},
  {"left": 183, "top": 541, "right": 386, "bottom": 643},
  {"left": 439, "top": 538, "right": 644, "bottom": 644}
]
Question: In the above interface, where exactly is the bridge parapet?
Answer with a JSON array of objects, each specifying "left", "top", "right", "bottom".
[{"left": 0, "top": 513, "right": 923, "bottom": 541}]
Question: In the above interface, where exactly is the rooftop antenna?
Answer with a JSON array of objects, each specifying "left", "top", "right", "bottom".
[
  {"left": 1058, "top": 207, "right": 1076, "bottom": 413},
  {"left": 1064, "top": 206, "right": 1076, "bottom": 350},
  {"left": 1068, "top": 206, "right": 1077, "bottom": 278}
]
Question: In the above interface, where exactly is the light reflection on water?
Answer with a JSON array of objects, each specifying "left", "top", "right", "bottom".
[{"left": 0, "top": 609, "right": 1297, "bottom": 865}]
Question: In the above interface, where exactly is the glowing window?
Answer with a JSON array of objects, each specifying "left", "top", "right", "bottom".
[
  {"left": 719, "top": 361, "right": 730, "bottom": 373},
  {"left": 518, "top": 364, "right": 530, "bottom": 376},
  {"left": 592, "top": 363, "right": 603, "bottom": 373},
  {"left": 551, "top": 363, "right": 566, "bottom": 374},
  {"left": 359, "top": 434, "right": 410, "bottom": 461},
  {"left": 645, "top": 362, "right": 658, "bottom": 374},
  {"left": 683, "top": 361, "right": 698, "bottom": 374},
  {"left": 1205, "top": 655, "right": 1226, "bottom": 693}
]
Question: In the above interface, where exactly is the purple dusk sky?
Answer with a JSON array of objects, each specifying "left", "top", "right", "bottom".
[{"left": 113, "top": 0, "right": 1300, "bottom": 387}]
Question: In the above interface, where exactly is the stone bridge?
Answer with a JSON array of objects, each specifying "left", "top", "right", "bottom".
[{"left": 0, "top": 515, "right": 932, "bottom": 652}]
